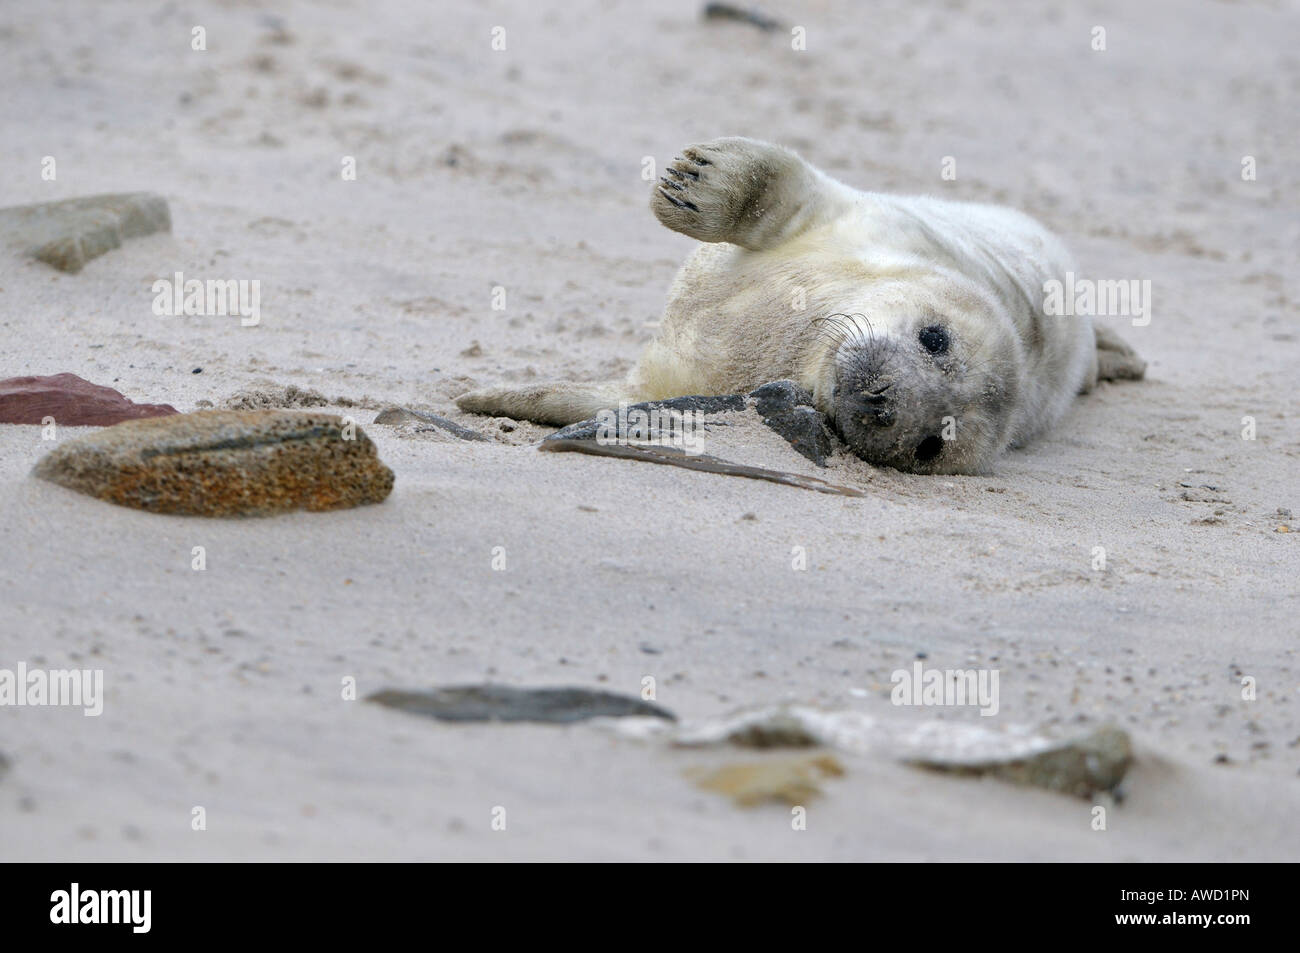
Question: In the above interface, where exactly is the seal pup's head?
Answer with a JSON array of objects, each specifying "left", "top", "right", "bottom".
[{"left": 807, "top": 305, "right": 1023, "bottom": 475}]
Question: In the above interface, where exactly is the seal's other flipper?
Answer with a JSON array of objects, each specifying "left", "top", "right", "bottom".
[
  {"left": 455, "top": 380, "right": 632, "bottom": 427},
  {"left": 1094, "top": 323, "right": 1147, "bottom": 382}
]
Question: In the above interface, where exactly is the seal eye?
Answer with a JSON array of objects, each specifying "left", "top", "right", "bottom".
[{"left": 918, "top": 325, "right": 949, "bottom": 354}]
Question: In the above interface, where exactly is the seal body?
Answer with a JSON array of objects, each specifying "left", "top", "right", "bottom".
[{"left": 457, "top": 137, "right": 1145, "bottom": 473}]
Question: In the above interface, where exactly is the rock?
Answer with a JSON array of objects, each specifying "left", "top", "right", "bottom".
[
  {"left": 31, "top": 410, "right": 394, "bottom": 517},
  {"left": 0, "top": 193, "right": 171, "bottom": 273},
  {"left": 371, "top": 405, "right": 418, "bottom": 424},
  {"left": 907, "top": 724, "right": 1133, "bottom": 799},
  {"left": 366, "top": 684, "right": 676, "bottom": 723},
  {"left": 413, "top": 421, "right": 486, "bottom": 441},
  {"left": 689, "top": 754, "right": 844, "bottom": 806},
  {"left": 372, "top": 405, "right": 489, "bottom": 441},
  {"left": 639, "top": 704, "right": 1133, "bottom": 799},
  {"left": 0, "top": 374, "right": 178, "bottom": 426},
  {"left": 702, "top": 3, "right": 781, "bottom": 32},
  {"left": 674, "top": 706, "right": 823, "bottom": 749}
]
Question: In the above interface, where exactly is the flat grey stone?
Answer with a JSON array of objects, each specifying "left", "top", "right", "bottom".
[
  {"left": 702, "top": 3, "right": 781, "bottom": 32},
  {"left": 366, "top": 684, "right": 676, "bottom": 723},
  {"left": 0, "top": 192, "right": 171, "bottom": 273},
  {"left": 907, "top": 724, "right": 1133, "bottom": 799},
  {"left": 372, "top": 405, "right": 489, "bottom": 441}
]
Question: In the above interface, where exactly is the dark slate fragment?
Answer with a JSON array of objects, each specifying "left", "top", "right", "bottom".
[
  {"left": 702, "top": 3, "right": 781, "bottom": 32},
  {"left": 366, "top": 684, "right": 677, "bottom": 723},
  {"left": 372, "top": 405, "right": 489, "bottom": 441}
]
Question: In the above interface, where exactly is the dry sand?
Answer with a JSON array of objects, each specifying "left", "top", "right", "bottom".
[{"left": 0, "top": 0, "right": 1297, "bottom": 860}]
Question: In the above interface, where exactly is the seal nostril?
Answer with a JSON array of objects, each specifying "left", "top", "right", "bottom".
[{"left": 915, "top": 435, "right": 944, "bottom": 462}]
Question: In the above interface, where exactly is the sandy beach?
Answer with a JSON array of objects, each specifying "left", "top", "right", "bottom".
[{"left": 1, "top": 0, "right": 1297, "bottom": 860}]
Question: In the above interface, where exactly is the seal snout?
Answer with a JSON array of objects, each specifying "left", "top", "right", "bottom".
[{"left": 829, "top": 335, "right": 961, "bottom": 472}]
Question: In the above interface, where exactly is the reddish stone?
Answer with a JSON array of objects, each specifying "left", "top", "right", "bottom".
[{"left": 0, "top": 373, "right": 178, "bottom": 426}]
